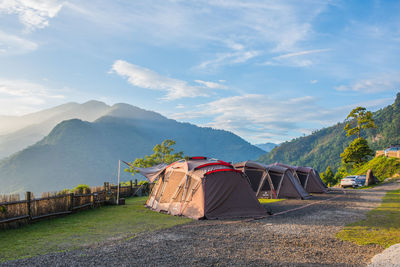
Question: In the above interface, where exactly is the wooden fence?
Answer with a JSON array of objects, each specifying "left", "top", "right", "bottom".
[
  {"left": 375, "top": 150, "right": 400, "bottom": 158},
  {"left": 0, "top": 181, "right": 151, "bottom": 230}
]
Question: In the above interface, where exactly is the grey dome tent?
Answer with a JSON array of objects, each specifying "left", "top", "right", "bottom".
[
  {"left": 274, "top": 163, "right": 327, "bottom": 193},
  {"left": 135, "top": 157, "right": 268, "bottom": 220},
  {"left": 234, "top": 161, "right": 311, "bottom": 200}
]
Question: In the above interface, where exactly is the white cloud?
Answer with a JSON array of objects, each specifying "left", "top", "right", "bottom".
[
  {"left": 335, "top": 73, "right": 400, "bottom": 93},
  {"left": 172, "top": 94, "right": 335, "bottom": 143},
  {"left": 263, "top": 49, "right": 331, "bottom": 67},
  {"left": 0, "top": 30, "right": 38, "bottom": 55},
  {"left": 310, "top": 80, "right": 318, "bottom": 84},
  {"left": 110, "top": 60, "right": 225, "bottom": 100},
  {"left": 197, "top": 50, "right": 261, "bottom": 69},
  {"left": 225, "top": 40, "right": 245, "bottom": 51},
  {"left": 171, "top": 93, "right": 392, "bottom": 143},
  {"left": 273, "top": 49, "right": 331, "bottom": 60},
  {"left": 0, "top": 78, "right": 65, "bottom": 115},
  {"left": 194, "top": 80, "right": 227, "bottom": 89},
  {"left": 0, "top": 0, "right": 64, "bottom": 30},
  {"left": 67, "top": 1, "right": 329, "bottom": 70}
]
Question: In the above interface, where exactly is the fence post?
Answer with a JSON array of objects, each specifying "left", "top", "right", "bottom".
[
  {"left": 25, "top": 191, "right": 32, "bottom": 221},
  {"left": 90, "top": 192, "right": 94, "bottom": 208},
  {"left": 130, "top": 180, "right": 133, "bottom": 196},
  {"left": 69, "top": 193, "right": 74, "bottom": 211}
]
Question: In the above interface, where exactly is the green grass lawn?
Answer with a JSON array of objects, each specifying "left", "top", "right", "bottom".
[
  {"left": 337, "top": 189, "right": 400, "bottom": 248},
  {"left": 0, "top": 197, "right": 192, "bottom": 262},
  {"left": 258, "top": 198, "right": 284, "bottom": 204}
]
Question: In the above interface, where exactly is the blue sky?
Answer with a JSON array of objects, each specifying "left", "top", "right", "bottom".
[{"left": 0, "top": 0, "right": 399, "bottom": 144}]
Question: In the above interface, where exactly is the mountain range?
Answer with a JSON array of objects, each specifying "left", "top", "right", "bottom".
[
  {"left": 255, "top": 143, "right": 277, "bottom": 152},
  {"left": 0, "top": 102, "right": 265, "bottom": 195},
  {"left": 3, "top": 92, "right": 398, "bottom": 195},
  {"left": 258, "top": 93, "right": 400, "bottom": 172},
  {"left": 0, "top": 101, "right": 110, "bottom": 159}
]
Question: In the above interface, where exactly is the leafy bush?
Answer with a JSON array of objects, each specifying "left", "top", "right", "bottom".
[
  {"left": 119, "top": 181, "right": 131, "bottom": 186},
  {"left": 73, "top": 184, "right": 91, "bottom": 194},
  {"left": 334, "top": 166, "right": 350, "bottom": 181},
  {"left": 57, "top": 189, "right": 71, "bottom": 195},
  {"left": 320, "top": 166, "right": 336, "bottom": 186},
  {"left": 138, "top": 180, "right": 149, "bottom": 186},
  {"left": 0, "top": 205, "right": 7, "bottom": 214}
]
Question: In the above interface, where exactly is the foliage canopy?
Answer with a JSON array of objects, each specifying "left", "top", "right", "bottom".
[
  {"left": 125, "top": 139, "right": 184, "bottom": 176},
  {"left": 340, "top": 137, "right": 373, "bottom": 167},
  {"left": 73, "top": 184, "right": 91, "bottom": 194},
  {"left": 321, "top": 166, "right": 336, "bottom": 186},
  {"left": 344, "top": 106, "right": 376, "bottom": 138}
]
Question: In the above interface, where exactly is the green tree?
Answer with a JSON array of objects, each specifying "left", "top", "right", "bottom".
[
  {"left": 344, "top": 106, "right": 376, "bottom": 138},
  {"left": 125, "top": 139, "right": 184, "bottom": 176},
  {"left": 340, "top": 138, "right": 374, "bottom": 167},
  {"left": 321, "top": 166, "right": 335, "bottom": 186},
  {"left": 334, "top": 166, "right": 349, "bottom": 183},
  {"left": 340, "top": 107, "right": 376, "bottom": 169}
]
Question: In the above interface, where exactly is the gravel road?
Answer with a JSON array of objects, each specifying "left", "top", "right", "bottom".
[{"left": 3, "top": 182, "right": 400, "bottom": 267}]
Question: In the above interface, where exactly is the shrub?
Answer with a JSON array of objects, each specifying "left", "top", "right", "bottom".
[
  {"left": 321, "top": 166, "right": 335, "bottom": 186},
  {"left": 73, "top": 184, "right": 91, "bottom": 194},
  {"left": 334, "top": 165, "right": 350, "bottom": 179},
  {"left": 57, "top": 189, "right": 71, "bottom": 195},
  {"left": 138, "top": 180, "right": 149, "bottom": 186},
  {"left": 0, "top": 205, "right": 7, "bottom": 214}
]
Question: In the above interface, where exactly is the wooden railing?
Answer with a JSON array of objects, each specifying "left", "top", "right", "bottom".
[{"left": 0, "top": 181, "right": 151, "bottom": 229}]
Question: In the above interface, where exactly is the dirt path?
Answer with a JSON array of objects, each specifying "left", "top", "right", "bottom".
[{"left": 3, "top": 182, "right": 400, "bottom": 267}]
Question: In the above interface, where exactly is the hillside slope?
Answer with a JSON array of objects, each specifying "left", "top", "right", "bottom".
[
  {"left": 258, "top": 93, "right": 400, "bottom": 171},
  {"left": 0, "top": 104, "right": 264, "bottom": 194},
  {"left": 353, "top": 156, "right": 400, "bottom": 181}
]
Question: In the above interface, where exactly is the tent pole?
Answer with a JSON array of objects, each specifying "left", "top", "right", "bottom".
[
  {"left": 304, "top": 172, "right": 310, "bottom": 189},
  {"left": 256, "top": 171, "right": 267, "bottom": 197},
  {"left": 117, "top": 160, "right": 120, "bottom": 205}
]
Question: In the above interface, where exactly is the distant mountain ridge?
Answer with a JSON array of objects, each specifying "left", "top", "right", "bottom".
[
  {"left": 0, "top": 101, "right": 110, "bottom": 159},
  {"left": 258, "top": 93, "right": 400, "bottom": 172},
  {"left": 0, "top": 102, "right": 265, "bottom": 194},
  {"left": 255, "top": 142, "right": 277, "bottom": 152}
]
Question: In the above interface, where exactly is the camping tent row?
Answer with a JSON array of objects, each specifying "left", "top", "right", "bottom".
[
  {"left": 135, "top": 157, "right": 268, "bottom": 220},
  {"left": 273, "top": 162, "right": 327, "bottom": 194},
  {"left": 233, "top": 161, "right": 327, "bottom": 200}
]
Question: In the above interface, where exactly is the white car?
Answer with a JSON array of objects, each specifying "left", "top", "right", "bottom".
[{"left": 340, "top": 176, "right": 359, "bottom": 188}]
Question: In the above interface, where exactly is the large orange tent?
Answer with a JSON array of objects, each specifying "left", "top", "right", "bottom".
[{"left": 135, "top": 157, "right": 268, "bottom": 220}]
